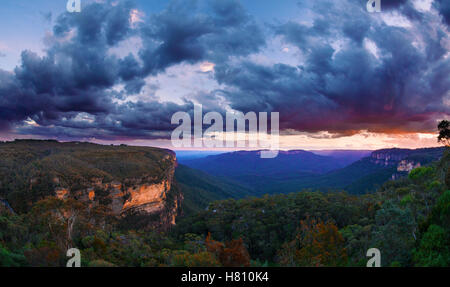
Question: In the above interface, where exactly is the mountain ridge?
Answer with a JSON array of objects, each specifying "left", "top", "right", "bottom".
[{"left": 181, "top": 147, "right": 446, "bottom": 195}]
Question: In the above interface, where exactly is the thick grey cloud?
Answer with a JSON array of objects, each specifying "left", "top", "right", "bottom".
[
  {"left": 17, "top": 100, "right": 197, "bottom": 140},
  {"left": 139, "top": 0, "right": 265, "bottom": 75},
  {"left": 0, "top": 0, "right": 448, "bottom": 141},
  {"left": 0, "top": 0, "right": 264, "bottom": 140},
  {"left": 435, "top": 0, "right": 450, "bottom": 25},
  {"left": 209, "top": 0, "right": 450, "bottom": 135}
]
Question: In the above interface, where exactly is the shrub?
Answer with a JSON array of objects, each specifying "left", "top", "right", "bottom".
[{"left": 409, "top": 167, "right": 434, "bottom": 182}]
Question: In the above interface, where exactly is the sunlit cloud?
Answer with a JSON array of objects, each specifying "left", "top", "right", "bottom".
[
  {"left": 381, "top": 11, "right": 413, "bottom": 28},
  {"left": 130, "top": 9, "right": 144, "bottom": 26},
  {"left": 199, "top": 62, "right": 215, "bottom": 73}
]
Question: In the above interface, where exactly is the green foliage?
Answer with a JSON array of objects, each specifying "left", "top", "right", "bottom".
[
  {"left": 438, "top": 120, "right": 450, "bottom": 146},
  {"left": 277, "top": 218, "right": 347, "bottom": 267},
  {"left": 427, "top": 180, "right": 441, "bottom": 191},
  {"left": 174, "top": 148, "right": 450, "bottom": 267},
  {"left": 409, "top": 167, "right": 434, "bottom": 182},
  {"left": 432, "top": 190, "right": 450, "bottom": 228},
  {"left": 0, "top": 141, "right": 448, "bottom": 267},
  {"left": 371, "top": 201, "right": 416, "bottom": 266},
  {"left": 400, "top": 194, "right": 414, "bottom": 206},
  {"left": 175, "top": 192, "right": 372, "bottom": 263},
  {"left": 171, "top": 251, "right": 220, "bottom": 267},
  {"left": 175, "top": 165, "right": 251, "bottom": 216},
  {"left": 341, "top": 224, "right": 373, "bottom": 266},
  {"left": 88, "top": 259, "right": 117, "bottom": 267},
  {"left": 0, "top": 244, "right": 27, "bottom": 267},
  {"left": 413, "top": 225, "right": 450, "bottom": 266}
]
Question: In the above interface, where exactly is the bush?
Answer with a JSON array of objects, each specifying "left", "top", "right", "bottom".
[
  {"left": 88, "top": 259, "right": 117, "bottom": 267},
  {"left": 409, "top": 167, "right": 434, "bottom": 182},
  {"left": 171, "top": 251, "right": 221, "bottom": 267},
  {"left": 414, "top": 225, "right": 450, "bottom": 267},
  {"left": 0, "top": 244, "right": 26, "bottom": 267}
]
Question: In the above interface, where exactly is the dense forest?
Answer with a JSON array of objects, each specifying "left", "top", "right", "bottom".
[
  {"left": 175, "top": 149, "right": 450, "bottom": 266},
  {"left": 0, "top": 140, "right": 449, "bottom": 267},
  {"left": 181, "top": 147, "right": 446, "bottom": 195}
]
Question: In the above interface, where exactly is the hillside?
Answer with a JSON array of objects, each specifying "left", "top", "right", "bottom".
[
  {"left": 311, "top": 150, "right": 373, "bottom": 166},
  {"left": 330, "top": 147, "right": 446, "bottom": 193},
  {"left": 182, "top": 147, "right": 446, "bottom": 195},
  {"left": 182, "top": 150, "right": 352, "bottom": 177},
  {"left": 175, "top": 164, "right": 252, "bottom": 216},
  {"left": 175, "top": 148, "right": 450, "bottom": 266},
  {"left": 0, "top": 140, "right": 181, "bottom": 228},
  {"left": 0, "top": 140, "right": 448, "bottom": 267}
]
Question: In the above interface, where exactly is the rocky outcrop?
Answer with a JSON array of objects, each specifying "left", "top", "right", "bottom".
[
  {"left": 369, "top": 149, "right": 413, "bottom": 166},
  {"left": 0, "top": 141, "right": 185, "bottom": 229},
  {"left": 52, "top": 151, "right": 182, "bottom": 229},
  {"left": 122, "top": 180, "right": 171, "bottom": 213},
  {"left": 397, "top": 160, "right": 421, "bottom": 173},
  {"left": 370, "top": 148, "right": 444, "bottom": 166},
  {"left": 370, "top": 148, "right": 445, "bottom": 180}
]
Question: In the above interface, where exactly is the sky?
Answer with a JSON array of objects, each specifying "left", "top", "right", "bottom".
[{"left": 0, "top": 0, "right": 449, "bottom": 150}]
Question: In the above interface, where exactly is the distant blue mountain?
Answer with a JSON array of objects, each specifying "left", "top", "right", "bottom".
[
  {"left": 181, "top": 147, "right": 445, "bottom": 195},
  {"left": 176, "top": 150, "right": 225, "bottom": 162},
  {"left": 182, "top": 150, "right": 356, "bottom": 178},
  {"left": 311, "top": 150, "right": 373, "bottom": 166}
]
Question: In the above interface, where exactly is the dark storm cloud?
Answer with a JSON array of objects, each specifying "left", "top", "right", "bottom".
[
  {"left": 342, "top": 18, "right": 370, "bottom": 44},
  {"left": 381, "top": 0, "right": 408, "bottom": 9},
  {"left": 0, "top": 0, "right": 448, "bottom": 141},
  {"left": 209, "top": 0, "right": 450, "bottom": 136},
  {"left": 118, "top": 54, "right": 141, "bottom": 81},
  {"left": 124, "top": 78, "right": 146, "bottom": 94},
  {"left": 53, "top": 1, "right": 134, "bottom": 46},
  {"left": 139, "top": 0, "right": 264, "bottom": 75},
  {"left": 0, "top": 0, "right": 264, "bottom": 140},
  {"left": 16, "top": 100, "right": 198, "bottom": 140},
  {"left": 435, "top": 0, "right": 450, "bottom": 25}
]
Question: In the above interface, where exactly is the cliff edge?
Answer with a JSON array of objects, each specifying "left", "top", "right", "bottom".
[{"left": 0, "top": 140, "right": 182, "bottom": 229}]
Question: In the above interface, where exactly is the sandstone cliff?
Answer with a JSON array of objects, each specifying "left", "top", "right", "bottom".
[
  {"left": 54, "top": 151, "right": 182, "bottom": 229},
  {"left": 0, "top": 140, "right": 183, "bottom": 229},
  {"left": 369, "top": 147, "right": 445, "bottom": 180}
]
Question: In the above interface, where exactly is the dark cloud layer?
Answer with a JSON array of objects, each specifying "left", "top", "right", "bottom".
[
  {"left": 0, "top": 0, "right": 449, "bottom": 141},
  {"left": 210, "top": 0, "right": 450, "bottom": 136},
  {"left": 435, "top": 0, "right": 450, "bottom": 25},
  {"left": 0, "top": 0, "right": 263, "bottom": 140},
  {"left": 139, "top": 0, "right": 264, "bottom": 75}
]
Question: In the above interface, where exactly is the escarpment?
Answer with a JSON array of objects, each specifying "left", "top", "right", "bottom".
[
  {"left": 0, "top": 140, "right": 183, "bottom": 229},
  {"left": 369, "top": 148, "right": 445, "bottom": 167},
  {"left": 369, "top": 147, "right": 445, "bottom": 180}
]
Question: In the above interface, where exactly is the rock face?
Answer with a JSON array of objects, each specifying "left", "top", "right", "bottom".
[
  {"left": 0, "top": 140, "right": 183, "bottom": 230},
  {"left": 122, "top": 180, "right": 172, "bottom": 213},
  {"left": 369, "top": 147, "right": 445, "bottom": 180},
  {"left": 397, "top": 160, "right": 421, "bottom": 172},
  {"left": 369, "top": 149, "right": 414, "bottom": 166},
  {"left": 55, "top": 152, "right": 182, "bottom": 229}
]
